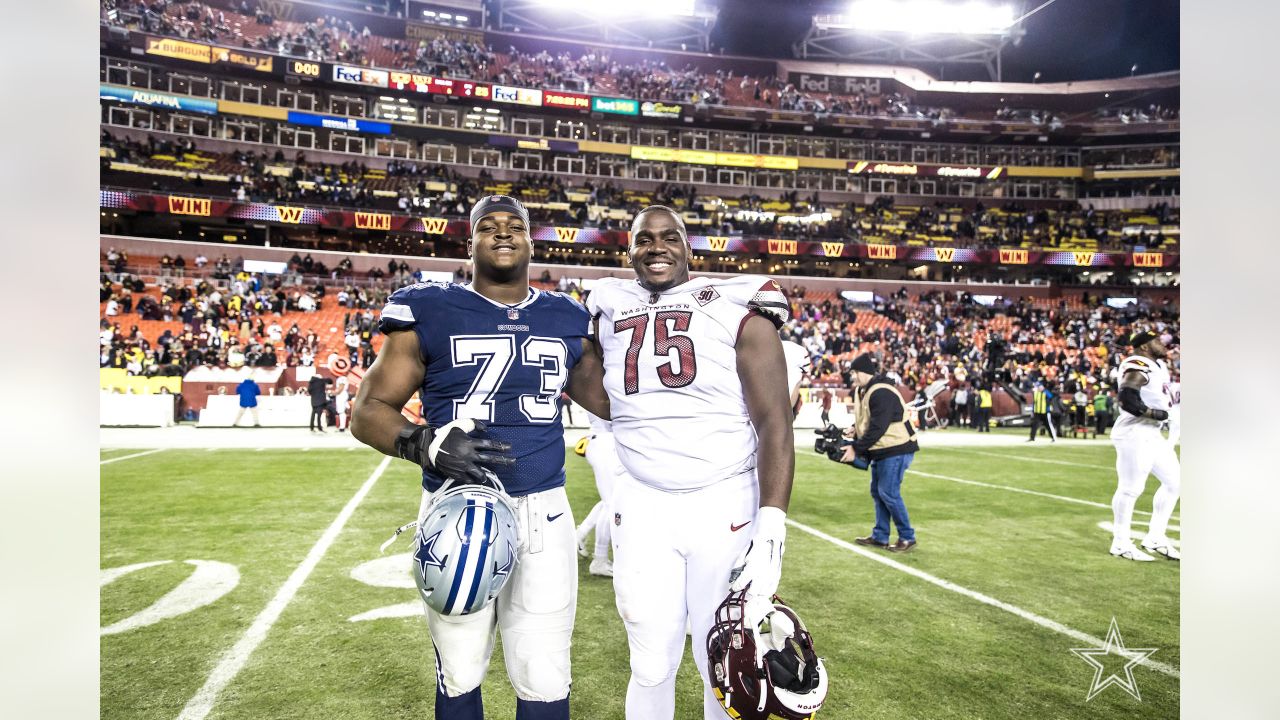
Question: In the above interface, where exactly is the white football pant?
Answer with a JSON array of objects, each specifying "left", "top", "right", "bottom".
[
  {"left": 584, "top": 432, "right": 618, "bottom": 558},
  {"left": 1112, "top": 431, "right": 1181, "bottom": 546},
  {"left": 610, "top": 466, "right": 759, "bottom": 720},
  {"left": 417, "top": 486, "right": 577, "bottom": 702}
]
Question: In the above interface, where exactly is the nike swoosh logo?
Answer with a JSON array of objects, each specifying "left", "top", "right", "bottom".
[
  {"left": 547, "top": 513, "right": 564, "bottom": 522},
  {"left": 730, "top": 521, "right": 750, "bottom": 532}
]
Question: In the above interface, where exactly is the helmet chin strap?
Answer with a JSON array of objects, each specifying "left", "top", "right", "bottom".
[
  {"left": 378, "top": 470, "right": 514, "bottom": 554},
  {"left": 379, "top": 519, "right": 419, "bottom": 554}
]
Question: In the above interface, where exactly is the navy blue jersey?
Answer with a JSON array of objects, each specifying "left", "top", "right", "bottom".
[{"left": 379, "top": 282, "right": 589, "bottom": 496}]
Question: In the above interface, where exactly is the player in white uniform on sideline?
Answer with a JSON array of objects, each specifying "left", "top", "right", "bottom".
[
  {"left": 334, "top": 376, "right": 350, "bottom": 431},
  {"left": 573, "top": 410, "right": 618, "bottom": 577},
  {"left": 586, "top": 205, "right": 795, "bottom": 720},
  {"left": 1110, "top": 331, "right": 1180, "bottom": 561},
  {"left": 781, "top": 339, "right": 813, "bottom": 416}
]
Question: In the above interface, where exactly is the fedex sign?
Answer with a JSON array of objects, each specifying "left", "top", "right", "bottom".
[
  {"left": 492, "top": 85, "right": 543, "bottom": 106},
  {"left": 790, "top": 73, "right": 882, "bottom": 95},
  {"left": 332, "top": 64, "right": 388, "bottom": 88}
]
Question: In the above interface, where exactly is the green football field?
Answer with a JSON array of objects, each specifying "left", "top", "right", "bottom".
[{"left": 101, "top": 438, "right": 1179, "bottom": 719}]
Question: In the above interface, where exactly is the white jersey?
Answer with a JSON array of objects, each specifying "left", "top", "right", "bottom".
[
  {"left": 781, "top": 340, "right": 811, "bottom": 397},
  {"left": 584, "top": 409, "right": 613, "bottom": 434},
  {"left": 1166, "top": 380, "right": 1181, "bottom": 444},
  {"left": 1111, "top": 354, "right": 1172, "bottom": 440},
  {"left": 586, "top": 275, "right": 789, "bottom": 491}
]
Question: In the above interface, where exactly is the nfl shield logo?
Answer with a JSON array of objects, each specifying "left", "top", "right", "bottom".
[
  {"left": 614, "top": 512, "right": 621, "bottom": 526},
  {"left": 507, "top": 308, "right": 520, "bottom": 320}
]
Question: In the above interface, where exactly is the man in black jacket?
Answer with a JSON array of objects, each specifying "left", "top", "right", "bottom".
[
  {"left": 840, "top": 353, "right": 921, "bottom": 552},
  {"left": 308, "top": 372, "right": 332, "bottom": 432}
]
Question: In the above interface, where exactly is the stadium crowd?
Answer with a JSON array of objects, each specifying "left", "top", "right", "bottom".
[
  {"left": 103, "top": 240, "right": 1178, "bottom": 433},
  {"left": 102, "top": 133, "right": 1177, "bottom": 252},
  {"left": 100, "top": 0, "right": 1175, "bottom": 126},
  {"left": 783, "top": 287, "right": 1179, "bottom": 425},
  {"left": 100, "top": 248, "right": 393, "bottom": 376}
]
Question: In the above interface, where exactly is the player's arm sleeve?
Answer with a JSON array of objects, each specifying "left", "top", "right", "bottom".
[
  {"left": 377, "top": 296, "right": 417, "bottom": 334},
  {"left": 350, "top": 323, "right": 426, "bottom": 457},
  {"left": 853, "top": 388, "right": 895, "bottom": 454},
  {"left": 745, "top": 279, "right": 792, "bottom": 328},
  {"left": 737, "top": 313, "right": 795, "bottom": 512},
  {"left": 1117, "top": 369, "right": 1152, "bottom": 417},
  {"left": 567, "top": 317, "right": 611, "bottom": 420}
]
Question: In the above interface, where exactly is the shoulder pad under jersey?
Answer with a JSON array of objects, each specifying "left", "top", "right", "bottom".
[
  {"left": 714, "top": 276, "right": 791, "bottom": 328},
  {"left": 379, "top": 281, "right": 454, "bottom": 332}
]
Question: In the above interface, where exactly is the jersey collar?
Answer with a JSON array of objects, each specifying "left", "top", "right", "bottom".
[
  {"left": 463, "top": 283, "right": 540, "bottom": 309},
  {"left": 633, "top": 275, "right": 709, "bottom": 298}
]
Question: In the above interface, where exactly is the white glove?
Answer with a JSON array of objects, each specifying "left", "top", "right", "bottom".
[{"left": 729, "top": 506, "right": 787, "bottom": 600}]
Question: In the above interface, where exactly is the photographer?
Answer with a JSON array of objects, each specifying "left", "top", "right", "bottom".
[{"left": 841, "top": 354, "right": 921, "bottom": 553}]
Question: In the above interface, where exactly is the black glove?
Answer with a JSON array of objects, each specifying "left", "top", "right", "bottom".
[
  {"left": 1148, "top": 408, "right": 1169, "bottom": 421},
  {"left": 395, "top": 419, "right": 514, "bottom": 484}
]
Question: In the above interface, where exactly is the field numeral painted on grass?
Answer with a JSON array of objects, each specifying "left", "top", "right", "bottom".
[
  {"left": 347, "top": 553, "right": 421, "bottom": 622},
  {"left": 100, "top": 560, "right": 239, "bottom": 635}
]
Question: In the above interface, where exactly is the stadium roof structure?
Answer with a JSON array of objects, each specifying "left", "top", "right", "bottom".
[
  {"left": 794, "top": 1, "right": 1054, "bottom": 81},
  {"left": 492, "top": 0, "right": 719, "bottom": 53}
]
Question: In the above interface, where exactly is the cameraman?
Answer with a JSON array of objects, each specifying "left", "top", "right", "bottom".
[{"left": 841, "top": 353, "right": 921, "bottom": 553}]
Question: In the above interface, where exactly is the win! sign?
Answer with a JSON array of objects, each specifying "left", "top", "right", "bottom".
[
  {"left": 168, "top": 196, "right": 211, "bottom": 216},
  {"left": 354, "top": 212, "right": 392, "bottom": 230}
]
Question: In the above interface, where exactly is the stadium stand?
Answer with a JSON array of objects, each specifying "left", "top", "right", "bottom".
[
  {"left": 98, "top": 0, "right": 1179, "bottom": 426},
  {"left": 100, "top": 0, "right": 1177, "bottom": 125},
  {"left": 100, "top": 234, "right": 1176, "bottom": 417}
]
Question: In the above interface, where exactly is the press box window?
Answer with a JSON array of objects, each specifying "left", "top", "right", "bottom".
[
  {"left": 464, "top": 107, "right": 501, "bottom": 132},
  {"left": 373, "top": 96, "right": 418, "bottom": 123}
]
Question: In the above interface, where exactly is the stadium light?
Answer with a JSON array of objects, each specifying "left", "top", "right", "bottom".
[
  {"left": 533, "top": 0, "right": 696, "bottom": 17},
  {"left": 844, "top": 0, "right": 1015, "bottom": 35}
]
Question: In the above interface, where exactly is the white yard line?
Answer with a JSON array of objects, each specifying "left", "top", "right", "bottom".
[
  {"left": 941, "top": 447, "right": 1114, "bottom": 471},
  {"left": 99, "top": 448, "right": 166, "bottom": 465},
  {"left": 908, "top": 469, "right": 1178, "bottom": 521},
  {"left": 786, "top": 517, "right": 1180, "bottom": 678},
  {"left": 175, "top": 456, "right": 393, "bottom": 720}
]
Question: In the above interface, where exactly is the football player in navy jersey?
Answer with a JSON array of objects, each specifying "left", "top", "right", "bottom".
[{"left": 351, "top": 195, "right": 609, "bottom": 720}]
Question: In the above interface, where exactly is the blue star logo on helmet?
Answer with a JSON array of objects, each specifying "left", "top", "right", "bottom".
[
  {"left": 412, "top": 482, "right": 520, "bottom": 616},
  {"left": 415, "top": 530, "right": 448, "bottom": 578}
]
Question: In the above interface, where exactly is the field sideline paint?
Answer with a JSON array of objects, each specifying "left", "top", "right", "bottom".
[
  {"left": 175, "top": 456, "right": 392, "bottom": 720},
  {"left": 786, "top": 517, "right": 1180, "bottom": 679},
  {"left": 908, "top": 468, "right": 1177, "bottom": 520},
  {"left": 100, "top": 448, "right": 166, "bottom": 465}
]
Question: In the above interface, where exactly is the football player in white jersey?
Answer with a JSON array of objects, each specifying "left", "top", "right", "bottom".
[
  {"left": 586, "top": 206, "right": 796, "bottom": 720},
  {"left": 574, "top": 409, "right": 617, "bottom": 577},
  {"left": 1110, "top": 331, "right": 1180, "bottom": 561},
  {"left": 1166, "top": 374, "right": 1181, "bottom": 446},
  {"left": 781, "top": 339, "right": 813, "bottom": 417}
]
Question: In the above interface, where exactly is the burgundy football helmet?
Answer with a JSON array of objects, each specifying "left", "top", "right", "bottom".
[{"left": 706, "top": 588, "right": 828, "bottom": 719}]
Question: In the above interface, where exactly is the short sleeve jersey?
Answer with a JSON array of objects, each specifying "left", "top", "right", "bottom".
[
  {"left": 781, "top": 340, "right": 811, "bottom": 397},
  {"left": 1112, "top": 354, "right": 1173, "bottom": 439},
  {"left": 379, "top": 282, "right": 590, "bottom": 495},
  {"left": 586, "top": 275, "right": 789, "bottom": 491}
]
